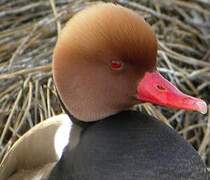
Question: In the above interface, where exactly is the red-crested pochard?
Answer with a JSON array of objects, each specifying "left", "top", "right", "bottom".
[
  {"left": 49, "top": 3, "right": 208, "bottom": 180},
  {"left": 0, "top": 2, "right": 208, "bottom": 180}
]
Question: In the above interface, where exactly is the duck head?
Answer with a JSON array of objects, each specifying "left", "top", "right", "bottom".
[{"left": 53, "top": 3, "right": 207, "bottom": 122}]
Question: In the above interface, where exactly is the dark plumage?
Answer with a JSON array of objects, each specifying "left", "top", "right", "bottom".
[{"left": 49, "top": 111, "right": 208, "bottom": 180}]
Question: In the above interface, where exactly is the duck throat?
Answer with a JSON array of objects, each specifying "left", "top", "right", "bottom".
[{"left": 58, "top": 92, "right": 122, "bottom": 122}]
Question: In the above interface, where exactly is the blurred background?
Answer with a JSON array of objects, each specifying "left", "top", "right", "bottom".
[{"left": 0, "top": 0, "right": 210, "bottom": 167}]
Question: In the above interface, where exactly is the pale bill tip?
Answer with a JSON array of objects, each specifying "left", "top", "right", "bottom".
[{"left": 196, "top": 101, "right": 208, "bottom": 114}]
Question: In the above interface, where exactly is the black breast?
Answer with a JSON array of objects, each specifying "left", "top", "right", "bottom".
[{"left": 49, "top": 111, "right": 208, "bottom": 180}]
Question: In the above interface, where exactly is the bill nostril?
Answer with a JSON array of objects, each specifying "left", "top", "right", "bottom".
[{"left": 157, "top": 85, "right": 166, "bottom": 91}]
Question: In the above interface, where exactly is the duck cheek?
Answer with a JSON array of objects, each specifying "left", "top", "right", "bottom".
[{"left": 136, "top": 71, "right": 207, "bottom": 114}]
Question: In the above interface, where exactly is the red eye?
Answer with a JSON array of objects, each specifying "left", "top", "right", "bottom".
[{"left": 111, "top": 60, "right": 123, "bottom": 70}]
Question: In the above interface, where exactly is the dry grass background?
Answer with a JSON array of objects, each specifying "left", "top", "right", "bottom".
[{"left": 0, "top": 0, "right": 210, "bottom": 168}]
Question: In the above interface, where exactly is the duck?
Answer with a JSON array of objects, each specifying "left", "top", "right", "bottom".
[{"left": 0, "top": 2, "right": 208, "bottom": 180}]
